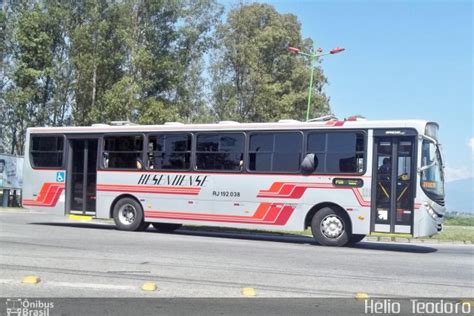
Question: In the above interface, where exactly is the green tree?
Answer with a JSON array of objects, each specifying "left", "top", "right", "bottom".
[
  {"left": 0, "top": 5, "right": 9, "bottom": 153},
  {"left": 211, "top": 3, "right": 329, "bottom": 122},
  {"left": 1, "top": 1, "right": 69, "bottom": 154},
  {"left": 172, "top": 0, "right": 222, "bottom": 123},
  {"left": 122, "top": 0, "right": 221, "bottom": 124},
  {"left": 67, "top": 0, "right": 130, "bottom": 125},
  {"left": 70, "top": 0, "right": 221, "bottom": 125}
]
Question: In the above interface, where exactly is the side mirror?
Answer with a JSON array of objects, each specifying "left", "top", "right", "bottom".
[
  {"left": 301, "top": 153, "right": 317, "bottom": 174},
  {"left": 103, "top": 152, "right": 109, "bottom": 168}
]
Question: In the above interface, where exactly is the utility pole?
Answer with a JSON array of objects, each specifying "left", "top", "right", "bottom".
[{"left": 288, "top": 45, "right": 345, "bottom": 121}]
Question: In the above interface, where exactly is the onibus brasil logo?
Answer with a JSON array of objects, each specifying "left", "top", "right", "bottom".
[{"left": 5, "top": 299, "right": 54, "bottom": 316}]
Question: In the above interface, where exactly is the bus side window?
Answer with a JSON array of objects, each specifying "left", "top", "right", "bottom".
[
  {"left": 306, "top": 132, "right": 365, "bottom": 174},
  {"left": 103, "top": 135, "right": 143, "bottom": 169},
  {"left": 195, "top": 133, "right": 244, "bottom": 171},
  {"left": 148, "top": 134, "right": 191, "bottom": 170},
  {"left": 30, "top": 135, "right": 64, "bottom": 168},
  {"left": 248, "top": 132, "right": 302, "bottom": 173}
]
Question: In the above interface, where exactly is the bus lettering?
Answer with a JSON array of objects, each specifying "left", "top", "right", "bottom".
[{"left": 137, "top": 174, "right": 207, "bottom": 187}]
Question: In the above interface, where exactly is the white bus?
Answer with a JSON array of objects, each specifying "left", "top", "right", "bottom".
[{"left": 22, "top": 117, "right": 445, "bottom": 246}]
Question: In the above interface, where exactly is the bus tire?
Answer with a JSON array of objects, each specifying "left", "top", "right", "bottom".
[
  {"left": 151, "top": 223, "right": 182, "bottom": 233},
  {"left": 348, "top": 234, "right": 366, "bottom": 245},
  {"left": 113, "top": 197, "right": 149, "bottom": 231},
  {"left": 311, "top": 207, "right": 350, "bottom": 247}
]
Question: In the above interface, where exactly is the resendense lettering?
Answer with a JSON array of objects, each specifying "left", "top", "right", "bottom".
[{"left": 137, "top": 174, "right": 207, "bottom": 187}]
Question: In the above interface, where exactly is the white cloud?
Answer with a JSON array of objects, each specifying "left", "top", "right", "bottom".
[
  {"left": 441, "top": 138, "right": 474, "bottom": 182},
  {"left": 444, "top": 165, "right": 473, "bottom": 182},
  {"left": 469, "top": 137, "right": 474, "bottom": 156}
]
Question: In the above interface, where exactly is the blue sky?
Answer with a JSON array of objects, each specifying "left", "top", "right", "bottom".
[{"left": 223, "top": 0, "right": 473, "bottom": 183}]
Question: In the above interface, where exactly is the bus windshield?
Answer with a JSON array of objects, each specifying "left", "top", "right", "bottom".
[{"left": 421, "top": 140, "right": 445, "bottom": 198}]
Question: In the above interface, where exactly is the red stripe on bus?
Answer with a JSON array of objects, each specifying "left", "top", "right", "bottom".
[
  {"left": 97, "top": 188, "right": 200, "bottom": 196},
  {"left": 96, "top": 184, "right": 200, "bottom": 195},
  {"left": 351, "top": 187, "right": 371, "bottom": 207},
  {"left": 144, "top": 203, "right": 294, "bottom": 225},
  {"left": 324, "top": 120, "right": 345, "bottom": 126},
  {"left": 96, "top": 184, "right": 200, "bottom": 191},
  {"left": 23, "top": 183, "right": 64, "bottom": 207},
  {"left": 257, "top": 182, "right": 371, "bottom": 207},
  {"left": 146, "top": 203, "right": 273, "bottom": 221},
  {"left": 257, "top": 182, "right": 334, "bottom": 198}
]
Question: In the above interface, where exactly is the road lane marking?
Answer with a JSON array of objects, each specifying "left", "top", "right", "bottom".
[
  {"left": 141, "top": 282, "right": 158, "bottom": 291},
  {"left": 355, "top": 292, "right": 370, "bottom": 300},
  {"left": 22, "top": 276, "right": 41, "bottom": 284},
  {"left": 241, "top": 287, "right": 256, "bottom": 297}
]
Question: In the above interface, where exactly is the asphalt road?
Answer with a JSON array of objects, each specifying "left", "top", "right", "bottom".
[{"left": 0, "top": 209, "right": 473, "bottom": 299}]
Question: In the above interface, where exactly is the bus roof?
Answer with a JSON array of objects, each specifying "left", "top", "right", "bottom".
[{"left": 27, "top": 119, "right": 432, "bottom": 134}]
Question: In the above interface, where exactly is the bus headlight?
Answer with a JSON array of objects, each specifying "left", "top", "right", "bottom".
[{"left": 424, "top": 202, "right": 444, "bottom": 221}]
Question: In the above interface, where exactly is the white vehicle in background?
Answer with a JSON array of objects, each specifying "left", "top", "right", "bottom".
[{"left": 22, "top": 117, "right": 445, "bottom": 246}]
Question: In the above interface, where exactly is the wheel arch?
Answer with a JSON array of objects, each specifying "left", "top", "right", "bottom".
[
  {"left": 109, "top": 194, "right": 143, "bottom": 219},
  {"left": 304, "top": 202, "right": 353, "bottom": 233}
]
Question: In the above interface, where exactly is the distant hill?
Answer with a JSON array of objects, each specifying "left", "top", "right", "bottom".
[{"left": 445, "top": 178, "right": 474, "bottom": 213}]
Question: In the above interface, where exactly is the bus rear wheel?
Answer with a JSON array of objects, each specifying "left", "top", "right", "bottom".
[
  {"left": 113, "top": 197, "right": 149, "bottom": 231},
  {"left": 151, "top": 223, "right": 182, "bottom": 233},
  {"left": 311, "top": 207, "right": 350, "bottom": 247}
]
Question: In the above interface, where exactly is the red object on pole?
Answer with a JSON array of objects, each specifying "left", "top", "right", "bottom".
[
  {"left": 329, "top": 47, "right": 345, "bottom": 54},
  {"left": 287, "top": 46, "right": 300, "bottom": 53}
]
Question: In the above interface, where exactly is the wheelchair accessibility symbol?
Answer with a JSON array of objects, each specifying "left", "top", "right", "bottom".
[{"left": 56, "top": 171, "right": 65, "bottom": 182}]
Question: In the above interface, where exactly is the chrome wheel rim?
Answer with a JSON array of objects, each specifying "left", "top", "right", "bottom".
[
  {"left": 118, "top": 204, "right": 137, "bottom": 225},
  {"left": 320, "top": 215, "right": 344, "bottom": 239}
]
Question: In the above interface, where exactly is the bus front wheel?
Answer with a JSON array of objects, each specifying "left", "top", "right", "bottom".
[
  {"left": 151, "top": 223, "right": 182, "bottom": 233},
  {"left": 311, "top": 207, "right": 351, "bottom": 247},
  {"left": 113, "top": 197, "right": 149, "bottom": 231}
]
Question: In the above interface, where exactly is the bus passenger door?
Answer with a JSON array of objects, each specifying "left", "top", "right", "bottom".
[
  {"left": 66, "top": 138, "right": 98, "bottom": 216},
  {"left": 371, "top": 135, "right": 415, "bottom": 235}
]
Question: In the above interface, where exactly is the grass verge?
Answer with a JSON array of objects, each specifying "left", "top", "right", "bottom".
[
  {"left": 421, "top": 226, "right": 474, "bottom": 242},
  {"left": 444, "top": 215, "right": 474, "bottom": 226}
]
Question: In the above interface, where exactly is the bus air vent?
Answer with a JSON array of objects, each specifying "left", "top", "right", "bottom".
[
  {"left": 307, "top": 115, "right": 338, "bottom": 122},
  {"left": 109, "top": 120, "right": 137, "bottom": 126}
]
